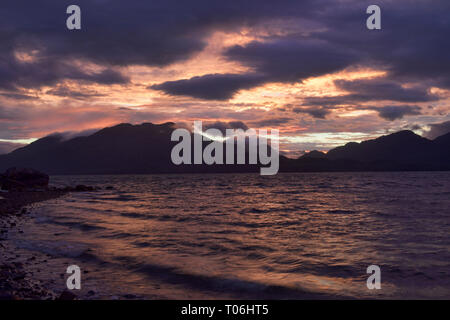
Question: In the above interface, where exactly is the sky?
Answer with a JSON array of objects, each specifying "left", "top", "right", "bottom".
[{"left": 1, "top": 0, "right": 450, "bottom": 156}]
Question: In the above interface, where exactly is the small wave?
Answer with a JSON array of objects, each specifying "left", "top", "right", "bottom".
[
  {"left": 100, "top": 231, "right": 135, "bottom": 239},
  {"left": 120, "top": 212, "right": 144, "bottom": 219},
  {"left": 103, "top": 194, "right": 137, "bottom": 202},
  {"left": 47, "top": 220, "right": 107, "bottom": 232},
  {"left": 133, "top": 262, "right": 332, "bottom": 299},
  {"left": 13, "top": 239, "right": 89, "bottom": 258},
  {"left": 239, "top": 208, "right": 270, "bottom": 214},
  {"left": 228, "top": 221, "right": 271, "bottom": 228},
  {"left": 326, "top": 209, "right": 356, "bottom": 215},
  {"left": 239, "top": 245, "right": 275, "bottom": 253}
]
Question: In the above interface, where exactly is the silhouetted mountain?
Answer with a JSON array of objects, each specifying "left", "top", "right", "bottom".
[
  {"left": 300, "top": 150, "right": 326, "bottom": 159},
  {"left": 293, "top": 130, "right": 450, "bottom": 171},
  {"left": 0, "top": 123, "right": 174, "bottom": 174},
  {"left": 434, "top": 132, "right": 450, "bottom": 146},
  {"left": 327, "top": 131, "right": 432, "bottom": 163},
  {"left": 0, "top": 123, "right": 449, "bottom": 174},
  {"left": 0, "top": 122, "right": 266, "bottom": 174}
]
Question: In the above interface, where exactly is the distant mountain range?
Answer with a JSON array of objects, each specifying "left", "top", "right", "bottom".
[
  {"left": 0, "top": 122, "right": 449, "bottom": 174},
  {"left": 284, "top": 130, "right": 450, "bottom": 172}
]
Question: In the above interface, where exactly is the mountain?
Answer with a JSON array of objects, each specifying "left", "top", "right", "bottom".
[
  {"left": 293, "top": 130, "right": 450, "bottom": 171},
  {"left": 0, "top": 123, "right": 449, "bottom": 174},
  {"left": 326, "top": 131, "right": 432, "bottom": 163},
  {"left": 300, "top": 150, "right": 326, "bottom": 159},
  {"left": 0, "top": 122, "right": 264, "bottom": 174},
  {"left": 0, "top": 123, "right": 175, "bottom": 174}
]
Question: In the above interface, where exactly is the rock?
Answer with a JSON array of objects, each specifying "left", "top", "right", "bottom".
[
  {"left": 1, "top": 167, "right": 49, "bottom": 191},
  {"left": 75, "top": 185, "right": 95, "bottom": 192},
  {"left": 57, "top": 290, "right": 77, "bottom": 300},
  {"left": 61, "top": 185, "right": 97, "bottom": 192},
  {"left": 105, "top": 186, "right": 114, "bottom": 190}
]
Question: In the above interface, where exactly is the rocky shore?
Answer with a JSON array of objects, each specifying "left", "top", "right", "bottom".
[
  {"left": 0, "top": 190, "right": 68, "bottom": 299},
  {"left": 0, "top": 168, "right": 105, "bottom": 300}
]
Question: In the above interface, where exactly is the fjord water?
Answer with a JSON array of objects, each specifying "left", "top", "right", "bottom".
[{"left": 9, "top": 173, "right": 450, "bottom": 299}]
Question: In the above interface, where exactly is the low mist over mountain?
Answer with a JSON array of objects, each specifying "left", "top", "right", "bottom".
[{"left": 0, "top": 122, "right": 449, "bottom": 174}]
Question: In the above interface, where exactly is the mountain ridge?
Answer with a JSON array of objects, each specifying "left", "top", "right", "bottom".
[{"left": 1, "top": 123, "right": 449, "bottom": 174}]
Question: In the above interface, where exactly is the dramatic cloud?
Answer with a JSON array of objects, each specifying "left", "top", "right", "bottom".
[
  {"left": 153, "top": 39, "right": 358, "bottom": 100},
  {"left": 225, "top": 39, "right": 358, "bottom": 82},
  {"left": 302, "top": 79, "right": 439, "bottom": 108},
  {"left": 293, "top": 107, "right": 331, "bottom": 119},
  {"left": 334, "top": 79, "right": 438, "bottom": 103},
  {"left": 316, "top": 1, "right": 450, "bottom": 89},
  {"left": 152, "top": 1, "right": 450, "bottom": 100},
  {"left": 151, "top": 74, "right": 265, "bottom": 100},
  {"left": 0, "top": 54, "right": 129, "bottom": 90},
  {"left": 1, "top": 0, "right": 450, "bottom": 153},
  {"left": 0, "top": 0, "right": 321, "bottom": 92}
]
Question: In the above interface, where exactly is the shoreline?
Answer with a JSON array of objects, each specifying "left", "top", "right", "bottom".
[{"left": 0, "top": 190, "right": 68, "bottom": 300}]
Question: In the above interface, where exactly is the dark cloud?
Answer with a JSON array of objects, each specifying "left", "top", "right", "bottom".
[
  {"left": 1, "top": 0, "right": 449, "bottom": 98},
  {"left": 153, "top": 38, "right": 358, "bottom": 100},
  {"left": 225, "top": 39, "right": 357, "bottom": 83},
  {"left": 0, "top": 92, "right": 35, "bottom": 100},
  {"left": 371, "top": 105, "right": 421, "bottom": 121},
  {"left": 249, "top": 118, "right": 291, "bottom": 127},
  {"left": 302, "top": 78, "right": 439, "bottom": 108},
  {"left": 334, "top": 79, "right": 438, "bottom": 103},
  {"left": 0, "top": 0, "right": 322, "bottom": 91},
  {"left": 152, "top": 0, "right": 450, "bottom": 100},
  {"left": 424, "top": 120, "right": 450, "bottom": 139},
  {"left": 316, "top": 0, "right": 450, "bottom": 89},
  {"left": 150, "top": 74, "right": 265, "bottom": 100},
  {"left": 1, "top": 0, "right": 449, "bottom": 145},
  {"left": 293, "top": 107, "right": 331, "bottom": 119},
  {"left": 0, "top": 55, "right": 129, "bottom": 91}
]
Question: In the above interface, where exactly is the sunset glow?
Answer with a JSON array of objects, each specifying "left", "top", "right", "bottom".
[{"left": 1, "top": 1, "right": 449, "bottom": 156}]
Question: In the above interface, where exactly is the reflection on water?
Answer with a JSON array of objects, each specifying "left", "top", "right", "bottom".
[{"left": 9, "top": 172, "right": 450, "bottom": 299}]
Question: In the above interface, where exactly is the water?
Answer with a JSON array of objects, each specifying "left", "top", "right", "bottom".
[{"left": 8, "top": 172, "right": 450, "bottom": 299}]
